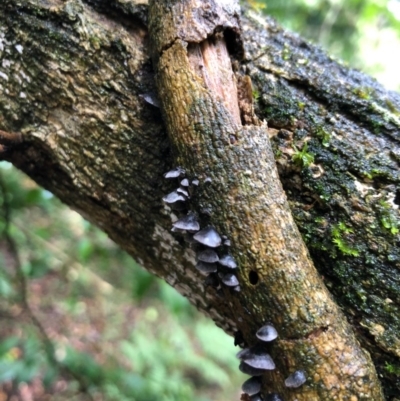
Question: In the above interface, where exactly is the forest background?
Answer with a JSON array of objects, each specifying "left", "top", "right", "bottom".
[{"left": 1, "top": 0, "right": 400, "bottom": 400}]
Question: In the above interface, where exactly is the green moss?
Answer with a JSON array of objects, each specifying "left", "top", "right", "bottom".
[
  {"left": 282, "top": 44, "right": 291, "bottom": 60},
  {"left": 385, "top": 362, "right": 400, "bottom": 376},
  {"left": 314, "top": 126, "right": 330, "bottom": 147},
  {"left": 331, "top": 222, "right": 360, "bottom": 257},
  {"left": 292, "top": 142, "right": 314, "bottom": 168},
  {"left": 377, "top": 199, "right": 399, "bottom": 236},
  {"left": 352, "top": 86, "right": 373, "bottom": 100}
]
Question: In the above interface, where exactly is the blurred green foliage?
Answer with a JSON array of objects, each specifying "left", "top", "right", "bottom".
[
  {"left": 0, "top": 162, "right": 245, "bottom": 400},
  {"left": 253, "top": 0, "right": 400, "bottom": 91},
  {"left": 1, "top": 2, "right": 399, "bottom": 399}
]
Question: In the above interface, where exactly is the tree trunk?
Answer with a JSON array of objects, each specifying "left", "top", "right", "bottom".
[{"left": 0, "top": 0, "right": 399, "bottom": 399}]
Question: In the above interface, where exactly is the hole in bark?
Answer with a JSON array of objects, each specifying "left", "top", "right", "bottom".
[
  {"left": 223, "top": 28, "right": 244, "bottom": 60},
  {"left": 249, "top": 270, "right": 259, "bottom": 285},
  {"left": 394, "top": 189, "right": 400, "bottom": 206}
]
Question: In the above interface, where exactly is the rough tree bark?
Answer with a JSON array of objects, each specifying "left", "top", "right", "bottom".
[{"left": 0, "top": 0, "right": 399, "bottom": 399}]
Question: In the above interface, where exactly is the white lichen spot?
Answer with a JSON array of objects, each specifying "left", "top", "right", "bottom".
[
  {"left": 354, "top": 180, "right": 374, "bottom": 197},
  {"left": 2, "top": 59, "right": 12, "bottom": 68},
  {"left": 14, "top": 74, "right": 22, "bottom": 85},
  {"left": 311, "top": 163, "right": 325, "bottom": 179},
  {"left": 371, "top": 102, "right": 400, "bottom": 127},
  {"left": 19, "top": 92, "right": 27, "bottom": 98},
  {"left": 0, "top": 71, "right": 8, "bottom": 81},
  {"left": 386, "top": 192, "right": 399, "bottom": 210},
  {"left": 15, "top": 44, "right": 23, "bottom": 54},
  {"left": 19, "top": 70, "right": 31, "bottom": 82},
  {"left": 331, "top": 131, "right": 343, "bottom": 140},
  {"left": 120, "top": 110, "right": 128, "bottom": 122}
]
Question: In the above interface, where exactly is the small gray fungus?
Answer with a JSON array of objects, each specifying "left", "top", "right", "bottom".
[
  {"left": 204, "top": 177, "right": 212, "bottom": 183},
  {"left": 218, "top": 254, "right": 237, "bottom": 269},
  {"left": 162, "top": 191, "right": 186, "bottom": 204},
  {"left": 285, "top": 370, "right": 306, "bottom": 388},
  {"left": 233, "top": 285, "right": 241, "bottom": 292},
  {"left": 177, "top": 187, "right": 189, "bottom": 197},
  {"left": 221, "top": 273, "right": 239, "bottom": 287},
  {"left": 192, "top": 179, "right": 199, "bottom": 186},
  {"left": 164, "top": 167, "right": 185, "bottom": 178},
  {"left": 256, "top": 324, "right": 278, "bottom": 342},
  {"left": 224, "top": 239, "right": 231, "bottom": 246},
  {"left": 236, "top": 348, "right": 251, "bottom": 359},
  {"left": 241, "top": 376, "right": 261, "bottom": 395},
  {"left": 242, "top": 352, "right": 275, "bottom": 370},
  {"left": 238, "top": 361, "right": 265, "bottom": 376},
  {"left": 180, "top": 178, "right": 190, "bottom": 187},
  {"left": 173, "top": 212, "right": 200, "bottom": 232},
  {"left": 140, "top": 93, "right": 160, "bottom": 108},
  {"left": 197, "top": 249, "right": 219, "bottom": 263},
  {"left": 193, "top": 226, "right": 222, "bottom": 247}
]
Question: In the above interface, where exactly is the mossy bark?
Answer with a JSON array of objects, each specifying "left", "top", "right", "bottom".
[
  {"left": 0, "top": 0, "right": 399, "bottom": 399},
  {"left": 148, "top": 0, "right": 384, "bottom": 399}
]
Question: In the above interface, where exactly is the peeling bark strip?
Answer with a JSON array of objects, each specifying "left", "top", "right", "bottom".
[{"left": 149, "top": 1, "right": 384, "bottom": 400}]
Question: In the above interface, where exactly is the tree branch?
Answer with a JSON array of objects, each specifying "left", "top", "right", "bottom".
[
  {"left": 0, "top": 0, "right": 399, "bottom": 397},
  {"left": 148, "top": 0, "right": 384, "bottom": 399}
]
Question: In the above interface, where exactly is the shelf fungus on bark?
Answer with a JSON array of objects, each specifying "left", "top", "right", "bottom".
[
  {"left": 241, "top": 376, "right": 261, "bottom": 396},
  {"left": 256, "top": 324, "right": 278, "bottom": 342},
  {"left": 173, "top": 212, "right": 200, "bottom": 232},
  {"left": 164, "top": 167, "right": 185, "bottom": 179},
  {"left": 162, "top": 190, "right": 186, "bottom": 204},
  {"left": 180, "top": 178, "right": 190, "bottom": 187},
  {"left": 193, "top": 226, "right": 222, "bottom": 248},
  {"left": 221, "top": 273, "right": 239, "bottom": 287},
  {"left": 241, "top": 352, "right": 275, "bottom": 370},
  {"left": 197, "top": 249, "right": 219, "bottom": 263},
  {"left": 284, "top": 370, "right": 307, "bottom": 388},
  {"left": 139, "top": 93, "right": 160, "bottom": 108},
  {"left": 218, "top": 254, "right": 237, "bottom": 269},
  {"left": 239, "top": 361, "right": 267, "bottom": 376},
  {"left": 176, "top": 187, "right": 190, "bottom": 197}
]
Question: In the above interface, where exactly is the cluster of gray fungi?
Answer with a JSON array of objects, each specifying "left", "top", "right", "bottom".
[{"left": 162, "top": 167, "right": 306, "bottom": 400}]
